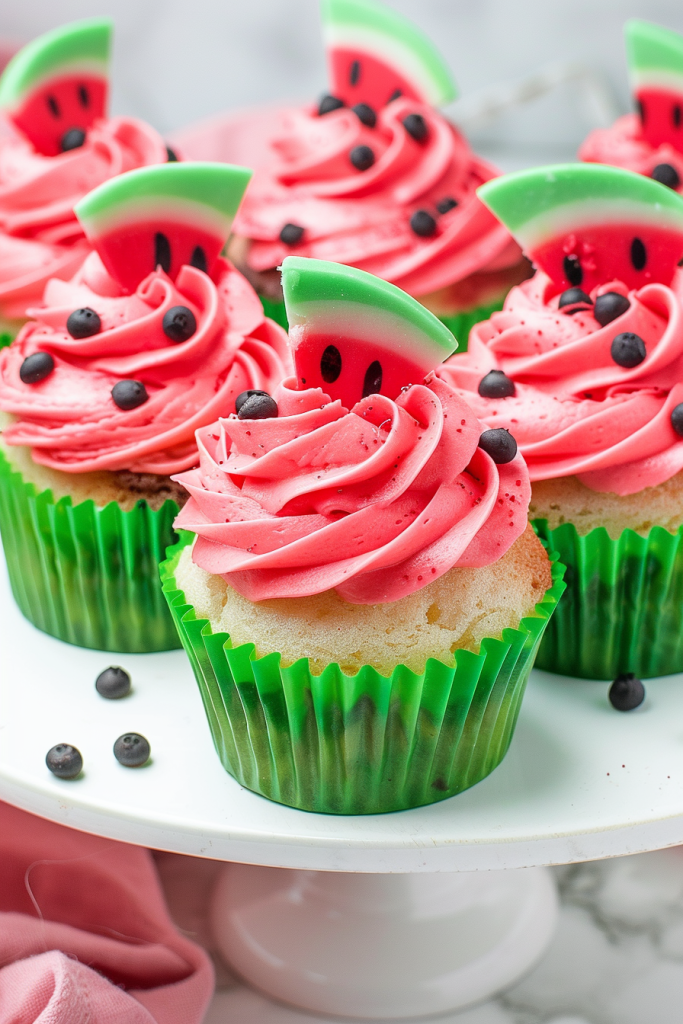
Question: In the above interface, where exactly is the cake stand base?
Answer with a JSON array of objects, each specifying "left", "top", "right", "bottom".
[{"left": 211, "top": 864, "right": 558, "bottom": 1020}]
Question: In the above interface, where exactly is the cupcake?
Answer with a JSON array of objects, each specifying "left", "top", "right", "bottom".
[
  {"left": 0, "top": 18, "right": 168, "bottom": 340},
  {"left": 161, "top": 255, "right": 564, "bottom": 814},
  {"left": 438, "top": 162, "right": 683, "bottom": 680},
  {"left": 174, "top": 0, "right": 528, "bottom": 343},
  {"left": 0, "top": 162, "right": 290, "bottom": 652},
  {"left": 580, "top": 21, "right": 683, "bottom": 194}
]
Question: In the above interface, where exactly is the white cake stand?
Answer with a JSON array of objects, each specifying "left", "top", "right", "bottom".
[{"left": 2, "top": 557, "right": 683, "bottom": 1020}]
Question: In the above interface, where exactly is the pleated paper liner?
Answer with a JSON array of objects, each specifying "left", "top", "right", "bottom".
[
  {"left": 161, "top": 534, "right": 566, "bottom": 815},
  {"left": 534, "top": 518, "right": 683, "bottom": 680},
  {"left": 0, "top": 448, "right": 181, "bottom": 652},
  {"left": 257, "top": 296, "right": 505, "bottom": 353}
]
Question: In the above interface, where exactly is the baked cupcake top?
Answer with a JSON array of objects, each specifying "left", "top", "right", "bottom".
[
  {"left": 0, "top": 163, "right": 290, "bottom": 474},
  {"left": 0, "top": 19, "right": 168, "bottom": 317},
  {"left": 198, "top": 0, "right": 521, "bottom": 298},
  {"left": 173, "top": 256, "right": 530, "bottom": 603},
  {"left": 438, "top": 163, "right": 683, "bottom": 496},
  {"left": 580, "top": 21, "right": 683, "bottom": 193}
]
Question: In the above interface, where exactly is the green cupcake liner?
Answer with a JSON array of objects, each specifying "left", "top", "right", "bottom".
[
  {"left": 160, "top": 534, "right": 565, "bottom": 814},
  {"left": 257, "top": 295, "right": 505, "bottom": 352},
  {"left": 534, "top": 518, "right": 683, "bottom": 679},
  {"left": 0, "top": 448, "right": 181, "bottom": 652},
  {"left": 0, "top": 334, "right": 11, "bottom": 350}
]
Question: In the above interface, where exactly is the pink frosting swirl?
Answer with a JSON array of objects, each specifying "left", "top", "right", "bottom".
[
  {"left": 438, "top": 271, "right": 683, "bottom": 495},
  {"left": 173, "top": 373, "right": 530, "bottom": 603},
  {"left": 231, "top": 97, "right": 520, "bottom": 297},
  {"left": 0, "top": 253, "right": 290, "bottom": 474},
  {"left": 579, "top": 113, "right": 683, "bottom": 191},
  {"left": 0, "top": 115, "right": 168, "bottom": 317}
]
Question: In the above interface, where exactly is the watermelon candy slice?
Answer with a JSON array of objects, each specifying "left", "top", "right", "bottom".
[
  {"left": 281, "top": 255, "right": 457, "bottom": 406},
  {"left": 626, "top": 20, "right": 683, "bottom": 155},
  {"left": 74, "top": 162, "right": 253, "bottom": 293},
  {"left": 0, "top": 18, "right": 111, "bottom": 157},
  {"left": 320, "top": 0, "right": 456, "bottom": 110},
  {"left": 477, "top": 163, "right": 683, "bottom": 294}
]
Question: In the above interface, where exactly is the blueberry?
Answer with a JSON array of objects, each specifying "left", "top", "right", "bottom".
[
  {"left": 402, "top": 113, "right": 428, "bottom": 142},
  {"left": 478, "top": 427, "right": 517, "bottom": 464},
  {"left": 609, "top": 673, "right": 645, "bottom": 711},
  {"left": 114, "top": 733, "right": 150, "bottom": 767},
  {"left": 436, "top": 196, "right": 458, "bottom": 214},
  {"left": 349, "top": 145, "right": 375, "bottom": 171},
  {"left": 318, "top": 94, "right": 345, "bottom": 115},
  {"left": 20, "top": 352, "right": 54, "bottom": 384},
  {"left": 61, "top": 128, "right": 86, "bottom": 152},
  {"left": 96, "top": 666, "right": 131, "bottom": 700},
  {"left": 563, "top": 255, "right": 583, "bottom": 287},
  {"left": 671, "top": 402, "right": 683, "bottom": 436},
  {"left": 478, "top": 369, "right": 516, "bottom": 398},
  {"left": 351, "top": 103, "right": 376, "bottom": 127},
  {"left": 237, "top": 392, "right": 278, "bottom": 419},
  {"left": 165, "top": 145, "right": 179, "bottom": 162},
  {"left": 46, "top": 744, "right": 83, "bottom": 779},
  {"left": 594, "top": 292, "right": 630, "bottom": 327},
  {"left": 162, "top": 305, "right": 197, "bottom": 343},
  {"left": 611, "top": 331, "right": 646, "bottom": 368},
  {"left": 558, "top": 287, "right": 592, "bottom": 310},
  {"left": 112, "top": 380, "right": 148, "bottom": 410},
  {"left": 410, "top": 210, "right": 437, "bottom": 237},
  {"left": 280, "top": 223, "right": 304, "bottom": 246},
  {"left": 235, "top": 389, "right": 270, "bottom": 413},
  {"left": 66, "top": 307, "right": 101, "bottom": 339},
  {"left": 651, "top": 163, "right": 680, "bottom": 189}
]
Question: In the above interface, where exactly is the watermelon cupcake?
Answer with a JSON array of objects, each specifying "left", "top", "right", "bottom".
[
  {"left": 0, "top": 162, "right": 289, "bottom": 652},
  {"left": 175, "top": 0, "right": 528, "bottom": 344},
  {"left": 438, "top": 162, "right": 683, "bottom": 680},
  {"left": 161, "top": 256, "right": 564, "bottom": 814},
  {"left": 580, "top": 21, "right": 683, "bottom": 195},
  {"left": 0, "top": 18, "right": 168, "bottom": 342}
]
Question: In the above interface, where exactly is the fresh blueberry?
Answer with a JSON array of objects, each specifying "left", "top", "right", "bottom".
[
  {"left": 166, "top": 145, "right": 179, "bottom": 162},
  {"left": 402, "top": 113, "right": 428, "bottom": 142},
  {"left": 651, "top": 163, "right": 680, "bottom": 189},
  {"left": 235, "top": 389, "right": 271, "bottom": 413},
  {"left": 349, "top": 145, "right": 375, "bottom": 171},
  {"left": 609, "top": 673, "right": 645, "bottom": 711},
  {"left": 61, "top": 128, "right": 86, "bottom": 152},
  {"left": 112, "top": 380, "right": 148, "bottom": 410},
  {"left": 318, "top": 94, "right": 344, "bottom": 115},
  {"left": 66, "top": 307, "right": 101, "bottom": 339},
  {"left": 46, "top": 744, "right": 83, "bottom": 779},
  {"left": 351, "top": 103, "right": 376, "bottom": 127},
  {"left": 162, "top": 305, "right": 197, "bottom": 343},
  {"left": 478, "top": 428, "right": 518, "bottom": 464},
  {"left": 20, "top": 352, "right": 54, "bottom": 384},
  {"left": 280, "top": 223, "right": 305, "bottom": 246},
  {"left": 671, "top": 402, "right": 683, "bottom": 436},
  {"left": 237, "top": 392, "right": 278, "bottom": 419},
  {"left": 594, "top": 292, "right": 630, "bottom": 327},
  {"left": 96, "top": 666, "right": 131, "bottom": 700},
  {"left": 478, "top": 369, "right": 516, "bottom": 398},
  {"left": 114, "top": 733, "right": 151, "bottom": 767},
  {"left": 558, "top": 288, "right": 592, "bottom": 310},
  {"left": 410, "top": 210, "right": 437, "bottom": 237},
  {"left": 611, "top": 331, "right": 646, "bottom": 368}
]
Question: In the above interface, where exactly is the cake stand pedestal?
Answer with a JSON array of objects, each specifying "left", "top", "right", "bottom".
[{"left": 2, "top": 559, "right": 683, "bottom": 1019}]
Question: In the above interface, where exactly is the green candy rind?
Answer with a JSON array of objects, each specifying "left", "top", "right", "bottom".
[
  {"left": 626, "top": 20, "right": 683, "bottom": 90},
  {"left": 75, "top": 162, "right": 253, "bottom": 242},
  {"left": 160, "top": 532, "right": 565, "bottom": 814},
  {"left": 477, "top": 163, "right": 683, "bottom": 251},
  {"left": 0, "top": 18, "right": 111, "bottom": 111},
  {"left": 320, "top": 0, "right": 456, "bottom": 106},
  {"left": 281, "top": 255, "right": 458, "bottom": 363}
]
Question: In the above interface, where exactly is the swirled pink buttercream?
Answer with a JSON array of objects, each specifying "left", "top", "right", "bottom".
[
  {"left": 438, "top": 271, "right": 683, "bottom": 495},
  {"left": 228, "top": 97, "right": 520, "bottom": 297},
  {"left": 0, "top": 115, "right": 167, "bottom": 317},
  {"left": 173, "top": 373, "right": 530, "bottom": 603},
  {"left": 579, "top": 113, "right": 683, "bottom": 192},
  {"left": 0, "top": 252, "right": 291, "bottom": 474}
]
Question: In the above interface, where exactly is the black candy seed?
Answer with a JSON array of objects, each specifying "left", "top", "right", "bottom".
[
  {"left": 318, "top": 94, "right": 345, "bottom": 115},
  {"left": 112, "top": 380, "right": 148, "bottom": 410},
  {"left": 671, "top": 402, "right": 683, "bottom": 436},
  {"left": 162, "top": 305, "right": 197, "bottom": 343},
  {"left": 349, "top": 60, "right": 361, "bottom": 86},
  {"left": 280, "top": 223, "right": 304, "bottom": 246},
  {"left": 46, "top": 744, "right": 83, "bottom": 779},
  {"left": 78, "top": 84, "right": 89, "bottom": 108},
  {"left": 387, "top": 88, "right": 402, "bottom": 104},
  {"left": 350, "top": 144, "right": 375, "bottom": 171},
  {"left": 410, "top": 209, "right": 437, "bottom": 237},
  {"left": 478, "top": 427, "right": 518, "bottom": 464},
  {"left": 611, "top": 331, "right": 646, "bottom": 368},
  {"left": 114, "top": 732, "right": 151, "bottom": 768},
  {"left": 609, "top": 673, "right": 645, "bottom": 711},
  {"left": 66, "top": 306, "right": 101, "bottom": 339},
  {"left": 674, "top": 104, "right": 682, "bottom": 129},
  {"left": 362, "top": 360, "right": 383, "bottom": 398},
  {"left": 237, "top": 392, "right": 278, "bottom": 419},
  {"left": 478, "top": 369, "right": 516, "bottom": 398},
  {"left": 166, "top": 145, "right": 179, "bottom": 162},
  {"left": 651, "top": 163, "right": 680, "bottom": 189},
  {"left": 61, "top": 127, "right": 86, "bottom": 152},
  {"left": 352, "top": 103, "right": 376, "bottom": 127},
  {"left": 96, "top": 666, "right": 131, "bottom": 699},
  {"left": 190, "top": 245, "right": 207, "bottom": 273},
  {"left": 563, "top": 254, "right": 583, "bottom": 287},
  {"left": 402, "top": 113, "right": 428, "bottom": 142},
  {"left": 594, "top": 291, "right": 630, "bottom": 327},
  {"left": 235, "top": 389, "right": 270, "bottom": 413},
  {"left": 436, "top": 196, "right": 458, "bottom": 214},
  {"left": 47, "top": 94, "right": 60, "bottom": 118},
  {"left": 155, "top": 232, "right": 172, "bottom": 274},
  {"left": 320, "top": 344, "right": 342, "bottom": 383},
  {"left": 558, "top": 287, "right": 593, "bottom": 310},
  {"left": 631, "top": 237, "right": 647, "bottom": 271},
  {"left": 20, "top": 352, "right": 54, "bottom": 384}
]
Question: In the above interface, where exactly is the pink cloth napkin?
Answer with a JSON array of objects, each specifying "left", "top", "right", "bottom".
[{"left": 0, "top": 801, "right": 214, "bottom": 1023}]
